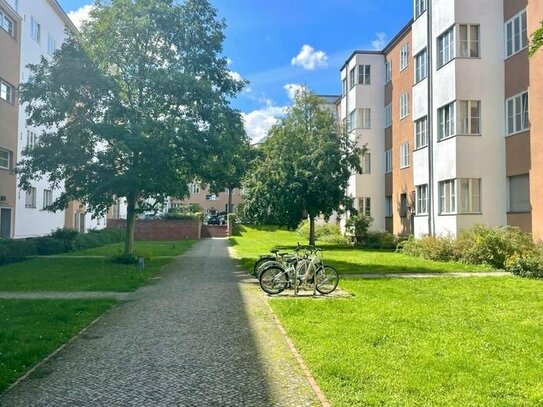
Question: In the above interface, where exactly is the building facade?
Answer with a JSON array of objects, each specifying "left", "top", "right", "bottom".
[{"left": 338, "top": 0, "right": 542, "bottom": 239}]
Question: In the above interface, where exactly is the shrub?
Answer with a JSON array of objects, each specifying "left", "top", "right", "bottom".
[
  {"left": 72, "top": 228, "right": 124, "bottom": 251},
  {"left": 455, "top": 225, "right": 536, "bottom": 269},
  {"left": 33, "top": 237, "right": 66, "bottom": 255},
  {"left": 111, "top": 254, "right": 138, "bottom": 264},
  {"left": 397, "top": 234, "right": 456, "bottom": 262},
  {"left": 505, "top": 252, "right": 543, "bottom": 278},
  {"left": 345, "top": 215, "right": 373, "bottom": 243},
  {"left": 162, "top": 212, "right": 201, "bottom": 221},
  {"left": 362, "top": 231, "right": 399, "bottom": 250},
  {"left": 0, "top": 239, "right": 37, "bottom": 265},
  {"left": 318, "top": 234, "right": 350, "bottom": 245},
  {"left": 50, "top": 228, "right": 79, "bottom": 251},
  {"left": 297, "top": 220, "right": 342, "bottom": 240}
]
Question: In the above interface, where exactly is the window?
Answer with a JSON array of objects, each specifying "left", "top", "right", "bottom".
[
  {"left": 361, "top": 153, "right": 371, "bottom": 174},
  {"left": 25, "top": 187, "right": 37, "bottom": 208},
  {"left": 400, "top": 92, "right": 409, "bottom": 119},
  {"left": 400, "top": 193, "right": 408, "bottom": 217},
  {"left": 349, "top": 67, "right": 356, "bottom": 89},
  {"left": 385, "top": 196, "right": 393, "bottom": 217},
  {"left": 358, "top": 64, "right": 371, "bottom": 85},
  {"left": 385, "top": 150, "right": 392, "bottom": 173},
  {"left": 30, "top": 17, "right": 41, "bottom": 44},
  {"left": 0, "top": 148, "right": 11, "bottom": 169},
  {"left": 43, "top": 189, "right": 53, "bottom": 209},
  {"left": 360, "top": 108, "right": 371, "bottom": 129},
  {"left": 506, "top": 91, "right": 529, "bottom": 135},
  {"left": 26, "top": 130, "right": 38, "bottom": 148},
  {"left": 341, "top": 78, "right": 347, "bottom": 96},
  {"left": 458, "top": 25, "right": 479, "bottom": 58},
  {"left": 415, "top": 48, "right": 427, "bottom": 83},
  {"left": 205, "top": 194, "right": 218, "bottom": 201},
  {"left": 47, "top": 34, "right": 56, "bottom": 56},
  {"left": 400, "top": 143, "right": 409, "bottom": 168},
  {"left": 437, "top": 27, "right": 455, "bottom": 68},
  {"left": 188, "top": 183, "right": 200, "bottom": 194},
  {"left": 508, "top": 174, "right": 530, "bottom": 212},
  {"left": 415, "top": 0, "right": 426, "bottom": 18},
  {"left": 385, "top": 104, "right": 392, "bottom": 128},
  {"left": 438, "top": 102, "right": 456, "bottom": 140},
  {"left": 400, "top": 44, "right": 409, "bottom": 71},
  {"left": 0, "top": 80, "right": 14, "bottom": 103},
  {"left": 385, "top": 60, "right": 392, "bottom": 83},
  {"left": 439, "top": 179, "right": 456, "bottom": 214},
  {"left": 457, "top": 100, "right": 481, "bottom": 135},
  {"left": 505, "top": 10, "right": 528, "bottom": 58},
  {"left": 0, "top": 207, "right": 12, "bottom": 239},
  {"left": 347, "top": 110, "right": 356, "bottom": 132},
  {"left": 0, "top": 9, "right": 14, "bottom": 36},
  {"left": 459, "top": 178, "right": 481, "bottom": 213},
  {"left": 358, "top": 197, "right": 371, "bottom": 217},
  {"left": 415, "top": 116, "right": 428, "bottom": 148},
  {"left": 416, "top": 185, "right": 428, "bottom": 214}
]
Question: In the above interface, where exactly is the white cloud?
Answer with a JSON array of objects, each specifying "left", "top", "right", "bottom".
[
  {"left": 242, "top": 100, "right": 287, "bottom": 143},
  {"left": 283, "top": 83, "right": 306, "bottom": 100},
  {"left": 371, "top": 32, "right": 388, "bottom": 51},
  {"left": 67, "top": 4, "right": 94, "bottom": 30},
  {"left": 291, "top": 44, "right": 328, "bottom": 70},
  {"left": 228, "top": 70, "right": 243, "bottom": 82}
]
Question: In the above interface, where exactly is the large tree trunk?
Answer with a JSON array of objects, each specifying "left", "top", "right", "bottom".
[
  {"left": 124, "top": 193, "right": 137, "bottom": 256},
  {"left": 228, "top": 187, "right": 233, "bottom": 213},
  {"left": 309, "top": 214, "right": 316, "bottom": 246}
]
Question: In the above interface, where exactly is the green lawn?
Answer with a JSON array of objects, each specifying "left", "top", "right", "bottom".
[
  {"left": 64, "top": 240, "right": 195, "bottom": 258},
  {"left": 0, "top": 299, "right": 117, "bottom": 393},
  {"left": 271, "top": 277, "right": 543, "bottom": 406},
  {"left": 230, "top": 225, "right": 492, "bottom": 274}
]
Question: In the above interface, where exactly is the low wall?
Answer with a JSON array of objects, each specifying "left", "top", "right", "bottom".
[{"left": 107, "top": 219, "right": 201, "bottom": 240}]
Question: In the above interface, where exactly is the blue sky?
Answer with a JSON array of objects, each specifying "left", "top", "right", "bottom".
[{"left": 59, "top": 0, "right": 412, "bottom": 140}]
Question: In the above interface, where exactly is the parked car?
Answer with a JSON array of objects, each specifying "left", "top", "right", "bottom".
[{"left": 207, "top": 215, "right": 221, "bottom": 225}]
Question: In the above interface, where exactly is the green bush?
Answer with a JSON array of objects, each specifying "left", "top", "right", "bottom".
[
  {"left": 49, "top": 228, "right": 79, "bottom": 251},
  {"left": 362, "top": 231, "right": 399, "bottom": 250},
  {"left": 72, "top": 228, "right": 124, "bottom": 250},
  {"left": 33, "top": 237, "right": 66, "bottom": 255},
  {"left": 398, "top": 234, "right": 456, "bottom": 262},
  {"left": 297, "top": 220, "right": 341, "bottom": 240},
  {"left": 345, "top": 215, "right": 373, "bottom": 243},
  {"left": 111, "top": 254, "right": 138, "bottom": 264},
  {"left": 318, "top": 234, "right": 350, "bottom": 245},
  {"left": 162, "top": 212, "right": 201, "bottom": 221},
  {"left": 505, "top": 252, "right": 543, "bottom": 278},
  {"left": 0, "top": 239, "right": 37, "bottom": 265},
  {"left": 455, "top": 225, "right": 536, "bottom": 269}
]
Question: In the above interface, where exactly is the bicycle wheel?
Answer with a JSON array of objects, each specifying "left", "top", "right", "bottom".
[
  {"left": 253, "top": 256, "right": 275, "bottom": 277},
  {"left": 315, "top": 265, "right": 339, "bottom": 294},
  {"left": 259, "top": 266, "right": 288, "bottom": 295}
]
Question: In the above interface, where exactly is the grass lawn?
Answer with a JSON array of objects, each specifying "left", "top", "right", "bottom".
[
  {"left": 271, "top": 277, "right": 543, "bottom": 406},
  {"left": 0, "top": 299, "right": 117, "bottom": 393},
  {"left": 230, "top": 225, "right": 492, "bottom": 274},
  {"left": 64, "top": 240, "right": 195, "bottom": 258}
]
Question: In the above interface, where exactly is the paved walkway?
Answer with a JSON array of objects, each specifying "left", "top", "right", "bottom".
[{"left": 0, "top": 239, "right": 320, "bottom": 406}]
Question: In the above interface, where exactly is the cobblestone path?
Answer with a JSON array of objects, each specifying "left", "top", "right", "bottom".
[{"left": 0, "top": 239, "right": 320, "bottom": 406}]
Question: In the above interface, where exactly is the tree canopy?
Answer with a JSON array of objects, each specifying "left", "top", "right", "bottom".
[
  {"left": 18, "top": 0, "right": 246, "bottom": 255},
  {"left": 529, "top": 20, "right": 543, "bottom": 57},
  {"left": 242, "top": 89, "right": 364, "bottom": 245}
]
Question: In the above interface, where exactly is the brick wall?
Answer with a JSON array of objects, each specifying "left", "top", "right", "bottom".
[
  {"left": 201, "top": 225, "right": 228, "bottom": 238},
  {"left": 107, "top": 219, "right": 201, "bottom": 240}
]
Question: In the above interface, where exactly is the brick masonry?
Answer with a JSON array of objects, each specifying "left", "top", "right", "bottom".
[{"left": 107, "top": 219, "right": 201, "bottom": 240}]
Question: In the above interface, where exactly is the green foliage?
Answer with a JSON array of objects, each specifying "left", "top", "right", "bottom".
[
  {"left": 111, "top": 254, "right": 139, "bottom": 264},
  {"left": 505, "top": 252, "right": 543, "bottom": 278},
  {"left": 345, "top": 214, "right": 373, "bottom": 242},
  {"left": 362, "top": 231, "right": 401, "bottom": 250},
  {"left": 32, "top": 237, "right": 66, "bottom": 255},
  {"left": 162, "top": 212, "right": 201, "bottom": 221},
  {"left": 242, "top": 89, "right": 363, "bottom": 243},
  {"left": 296, "top": 220, "right": 341, "bottom": 240},
  {"left": 398, "top": 234, "right": 456, "bottom": 262},
  {"left": 529, "top": 20, "right": 543, "bottom": 57},
  {"left": 317, "top": 234, "right": 350, "bottom": 245},
  {"left": 72, "top": 228, "right": 124, "bottom": 251},
  {"left": 18, "top": 0, "right": 245, "bottom": 255},
  {"left": 50, "top": 228, "right": 79, "bottom": 251},
  {"left": 0, "top": 240, "right": 37, "bottom": 265}
]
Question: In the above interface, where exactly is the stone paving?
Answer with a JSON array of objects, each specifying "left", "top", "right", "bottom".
[{"left": 0, "top": 238, "right": 320, "bottom": 406}]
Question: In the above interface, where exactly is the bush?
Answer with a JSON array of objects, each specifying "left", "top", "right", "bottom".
[
  {"left": 345, "top": 215, "right": 373, "bottom": 243},
  {"left": 297, "top": 220, "right": 342, "bottom": 240},
  {"left": 362, "top": 231, "right": 399, "bottom": 249},
  {"left": 398, "top": 234, "right": 456, "bottom": 262},
  {"left": 162, "top": 212, "right": 201, "bottom": 221},
  {"left": 318, "top": 234, "right": 350, "bottom": 245},
  {"left": 111, "top": 254, "right": 139, "bottom": 264},
  {"left": 0, "top": 239, "right": 37, "bottom": 265},
  {"left": 33, "top": 237, "right": 66, "bottom": 255},
  {"left": 455, "top": 225, "right": 536, "bottom": 269},
  {"left": 72, "top": 228, "right": 124, "bottom": 251},
  {"left": 505, "top": 252, "right": 543, "bottom": 278},
  {"left": 49, "top": 228, "right": 79, "bottom": 251}
]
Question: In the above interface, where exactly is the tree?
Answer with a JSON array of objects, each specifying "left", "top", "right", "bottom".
[
  {"left": 529, "top": 20, "right": 543, "bottom": 57},
  {"left": 242, "top": 89, "right": 363, "bottom": 245},
  {"left": 18, "top": 0, "right": 245, "bottom": 256}
]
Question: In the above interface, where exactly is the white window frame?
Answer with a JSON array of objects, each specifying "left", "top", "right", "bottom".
[
  {"left": 438, "top": 101, "right": 456, "bottom": 141},
  {"left": 341, "top": 78, "right": 347, "bottom": 97},
  {"left": 47, "top": 33, "right": 56, "bottom": 56},
  {"left": 400, "top": 43, "right": 409, "bottom": 71},
  {"left": 361, "top": 153, "right": 371, "bottom": 174},
  {"left": 360, "top": 108, "right": 371, "bottom": 129},
  {"left": 26, "top": 130, "right": 38, "bottom": 148},
  {"left": 437, "top": 26, "right": 455, "bottom": 68},
  {"left": 0, "top": 80, "right": 14, "bottom": 103},
  {"left": 458, "top": 100, "right": 481, "bottom": 135},
  {"left": 385, "top": 60, "right": 392, "bottom": 83},
  {"left": 359, "top": 197, "right": 371, "bottom": 217},
  {"left": 439, "top": 179, "right": 456, "bottom": 214},
  {"left": 347, "top": 109, "right": 356, "bottom": 132},
  {"left": 0, "top": 148, "right": 11, "bottom": 169},
  {"left": 400, "top": 92, "right": 409, "bottom": 119},
  {"left": 30, "top": 16, "right": 41, "bottom": 44},
  {"left": 414, "top": 0, "right": 427, "bottom": 19},
  {"left": 0, "top": 9, "right": 14, "bottom": 36},
  {"left": 188, "top": 183, "right": 200, "bottom": 194},
  {"left": 458, "top": 24, "right": 480, "bottom": 58},
  {"left": 349, "top": 67, "right": 356, "bottom": 89},
  {"left": 415, "top": 48, "right": 427, "bottom": 83},
  {"left": 25, "top": 187, "right": 37, "bottom": 209},
  {"left": 458, "top": 178, "right": 481, "bottom": 214},
  {"left": 384, "top": 149, "right": 392, "bottom": 173},
  {"left": 385, "top": 104, "right": 392, "bottom": 128},
  {"left": 43, "top": 189, "right": 53, "bottom": 209},
  {"left": 505, "top": 10, "right": 528, "bottom": 58},
  {"left": 508, "top": 174, "right": 530, "bottom": 213},
  {"left": 400, "top": 143, "right": 409, "bottom": 169},
  {"left": 415, "top": 116, "right": 428, "bottom": 149},
  {"left": 506, "top": 91, "right": 529, "bottom": 135},
  {"left": 358, "top": 64, "right": 370, "bottom": 85},
  {"left": 416, "top": 184, "right": 428, "bottom": 215}
]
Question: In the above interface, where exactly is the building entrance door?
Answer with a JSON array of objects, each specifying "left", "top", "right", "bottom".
[{"left": 0, "top": 208, "right": 12, "bottom": 239}]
